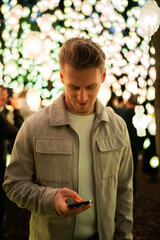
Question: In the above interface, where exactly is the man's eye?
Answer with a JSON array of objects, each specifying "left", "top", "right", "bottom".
[
  {"left": 87, "top": 85, "right": 96, "bottom": 90},
  {"left": 70, "top": 86, "right": 79, "bottom": 90}
]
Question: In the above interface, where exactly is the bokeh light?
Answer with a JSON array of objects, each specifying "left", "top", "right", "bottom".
[{"left": 0, "top": 0, "right": 157, "bottom": 139}]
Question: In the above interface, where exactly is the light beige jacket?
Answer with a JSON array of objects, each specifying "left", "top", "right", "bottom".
[{"left": 3, "top": 93, "right": 133, "bottom": 240}]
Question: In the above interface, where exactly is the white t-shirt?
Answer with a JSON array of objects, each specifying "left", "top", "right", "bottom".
[{"left": 67, "top": 111, "right": 97, "bottom": 238}]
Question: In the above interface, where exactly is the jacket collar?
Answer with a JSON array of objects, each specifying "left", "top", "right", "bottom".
[{"left": 49, "top": 92, "right": 110, "bottom": 127}]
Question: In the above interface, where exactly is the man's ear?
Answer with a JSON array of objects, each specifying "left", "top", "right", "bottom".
[
  {"left": 102, "top": 68, "right": 106, "bottom": 83},
  {"left": 59, "top": 70, "right": 64, "bottom": 84}
]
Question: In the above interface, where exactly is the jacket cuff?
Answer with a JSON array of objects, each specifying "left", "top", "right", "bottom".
[{"left": 43, "top": 188, "right": 60, "bottom": 216}]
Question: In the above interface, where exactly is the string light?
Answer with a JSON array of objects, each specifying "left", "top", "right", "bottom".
[
  {"left": 0, "top": 0, "right": 157, "bottom": 138},
  {"left": 138, "top": 0, "right": 160, "bottom": 41}
]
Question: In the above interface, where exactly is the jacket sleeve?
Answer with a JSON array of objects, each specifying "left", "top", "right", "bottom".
[
  {"left": 2, "top": 119, "right": 59, "bottom": 216},
  {"left": 114, "top": 123, "right": 133, "bottom": 240}
]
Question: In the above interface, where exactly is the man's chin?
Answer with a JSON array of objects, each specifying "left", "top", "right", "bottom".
[{"left": 74, "top": 108, "right": 93, "bottom": 116}]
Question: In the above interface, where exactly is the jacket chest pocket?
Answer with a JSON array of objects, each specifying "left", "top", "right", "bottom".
[
  {"left": 35, "top": 138, "right": 73, "bottom": 186},
  {"left": 96, "top": 136, "right": 126, "bottom": 180}
]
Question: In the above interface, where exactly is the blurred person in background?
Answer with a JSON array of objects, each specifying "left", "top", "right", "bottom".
[
  {"left": 107, "top": 92, "right": 125, "bottom": 116},
  {"left": 17, "top": 88, "right": 35, "bottom": 120},
  {"left": 0, "top": 86, "right": 24, "bottom": 240},
  {"left": 120, "top": 94, "right": 143, "bottom": 193}
]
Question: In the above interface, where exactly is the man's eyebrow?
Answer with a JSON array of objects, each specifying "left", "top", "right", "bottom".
[
  {"left": 86, "top": 83, "right": 98, "bottom": 88},
  {"left": 69, "top": 84, "right": 79, "bottom": 87},
  {"left": 68, "top": 83, "right": 98, "bottom": 88},
  {"left": 89, "top": 83, "right": 98, "bottom": 87}
]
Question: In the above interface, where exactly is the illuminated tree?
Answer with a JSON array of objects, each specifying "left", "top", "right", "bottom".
[{"left": 0, "top": 0, "right": 158, "bottom": 154}]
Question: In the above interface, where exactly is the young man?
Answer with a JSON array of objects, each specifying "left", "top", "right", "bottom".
[{"left": 3, "top": 37, "right": 133, "bottom": 240}]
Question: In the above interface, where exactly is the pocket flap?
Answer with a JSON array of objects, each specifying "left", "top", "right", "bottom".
[
  {"left": 35, "top": 138, "right": 72, "bottom": 154},
  {"left": 96, "top": 136, "right": 126, "bottom": 152}
]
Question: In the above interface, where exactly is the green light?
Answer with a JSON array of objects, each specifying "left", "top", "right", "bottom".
[
  {"left": 2, "top": 0, "right": 9, "bottom": 3},
  {"left": 26, "top": 82, "right": 33, "bottom": 89},
  {"left": 143, "top": 138, "right": 151, "bottom": 149},
  {"left": 6, "top": 154, "right": 11, "bottom": 167},
  {"left": 103, "top": 22, "right": 112, "bottom": 29},
  {"left": 79, "top": 14, "right": 85, "bottom": 21},
  {"left": 5, "top": 41, "right": 12, "bottom": 48},
  {"left": 127, "top": 10, "right": 132, "bottom": 17},
  {"left": 64, "top": 20, "right": 71, "bottom": 28},
  {"left": 123, "top": 0, "right": 129, "bottom": 7},
  {"left": 88, "top": 0, "right": 96, "bottom": 5},
  {"left": 41, "top": 89, "right": 51, "bottom": 99},
  {"left": 27, "top": 74, "right": 32, "bottom": 80},
  {"left": 17, "top": 76, "right": 24, "bottom": 82},
  {"left": 37, "top": 75, "right": 43, "bottom": 81},
  {"left": 149, "top": 156, "right": 159, "bottom": 169},
  {"left": 138, "top": 0, "right": 146, "bottom": 6},
  {"left": 21, "top": 22, "right": 30, "bottom": 30},
  {"left": 145, "top": 103, "right": 152, "bottom": 111},
  {"left": 122, "top": 48, "right": 128, "bottom": 54},
  {"left": 150, "top": 46, "right": 155, "bottom": 55},
  {"left": 55, "top": 25, "right": 61, "bottom": 31},
  {"left": 92, "top": 12, "right": 99, "bottom": 19},
  {"left": 9, "top": 80, "right": 19, "bottom": 89},
  {"left": 64, "top": 0, "right": 72, "bottom": 7},
  {"left": 19, "top": 69, "right": 27, "bottom": 76},
  {"left": 11, "top": 32, "right": 18, "bottom": 38},
  {"left": 42, "top": 81, "right": 48, "bottom": 87}
]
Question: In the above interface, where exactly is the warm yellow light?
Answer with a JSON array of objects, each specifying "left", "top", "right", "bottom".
[
  {"left": 2, "top": 30, "right": 10, "bottom": 40},
  {"left": 22, "top": 7, "right": 30, "bottom": 17},
  {"left": 133, "top": 105, "right": 149, "bottom": 137},
  {"left": 148, "top": 118, "right": 156, "bottom": 135},
  {"left": 5, "top": 60, "right": 19, "bottom": 77},
  {"left": 39, "top": 62, "right": 52, "bottom": 81},
  {"left": 26, "top": 88, "right": 41, "bottom": 111},
  {"left": 8, "top": 13, "right": 19, "bottom": 26},
  {"left": 23, "top": 31, "right": 44, "bottom": 59},
  {"left": 98, "top": 82, "right": 111, "bottom": 106},
  {"left": 147, "top": 86, "right": 155, "bottom": 101},
  {"left": 81, "top": 1, "right": 93, "bottom": 16},
  {"left": 1, "top": 4, "right": 10, "bottom": 14}
]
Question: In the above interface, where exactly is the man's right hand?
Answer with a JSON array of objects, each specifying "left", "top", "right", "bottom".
[{"left": 53, "top": 187, "right": 92, "bottom": 218}]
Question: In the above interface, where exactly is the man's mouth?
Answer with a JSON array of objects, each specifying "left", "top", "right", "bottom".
[{"left": 78, "top": 102, "right": 87, "bottom": 106}]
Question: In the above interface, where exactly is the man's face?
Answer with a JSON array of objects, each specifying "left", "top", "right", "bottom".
[
  {"left": 0, "top": 88, "right": 8, "bottom": 108},
  {"left": 60, "top": 63, "right": 106, "bottom": 116}
]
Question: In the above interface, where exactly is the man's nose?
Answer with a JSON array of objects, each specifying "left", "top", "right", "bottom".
[{"left": 77, "top": 89, "right": 88, "bottom": 102}]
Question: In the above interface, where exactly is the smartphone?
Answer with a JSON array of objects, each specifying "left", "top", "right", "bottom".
[{"left": 68, "top": 200, "right": 93, "bottom": 209}]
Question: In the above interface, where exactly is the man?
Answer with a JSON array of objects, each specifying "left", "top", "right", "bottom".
[
  {"left": 0, "top": 87, "right": 24, "bottom": 239},
  {"left": 3, "top": 37, "right": 133, "bottom": 240},
  {"left": 120, "top": 94, "right": 143, "bottom": 193}
]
